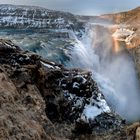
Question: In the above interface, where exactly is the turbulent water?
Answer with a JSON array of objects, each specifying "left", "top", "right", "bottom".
[
  {"left": 0, "top": 23, "right": 140, "bottom": 122},
  {"left": 0, "top": 29, "right": 72, "bottom": 65}
]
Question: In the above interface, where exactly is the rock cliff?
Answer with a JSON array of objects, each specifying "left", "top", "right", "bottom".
[
  {"left": 105, "top": 7, "right": 140, "bottom": 79},
  {"left": 0, "top": 38, "right": 132, "bottom": 140},
  {"left": 0, "top": 4, "right": 84, "bottom": 32}
]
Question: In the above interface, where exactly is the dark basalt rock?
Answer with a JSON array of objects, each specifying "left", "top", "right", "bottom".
[
  {"left": 75, "top": 120, "right": 93, "bottom": 134},
  {"left": 34, "top": 60, "right": 124, "bottom": 134},
  {"left": 0, "top": 39, "right": 21, "bottom": 52},
  {"left": 0, "top": 39, "right": 125, "bottom": 139}
]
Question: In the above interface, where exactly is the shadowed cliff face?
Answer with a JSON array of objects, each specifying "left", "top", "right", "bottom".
[{"left": 0, "top": 39, "right": 126, "bottom": 139}]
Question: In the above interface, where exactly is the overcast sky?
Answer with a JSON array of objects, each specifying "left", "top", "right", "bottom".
[{"left": 0, "top": 0, "right": 140, "bottom": 15}]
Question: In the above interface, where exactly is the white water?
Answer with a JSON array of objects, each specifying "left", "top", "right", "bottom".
[{"left": 69, "top": 24, "right": 140, "bottom": 122}]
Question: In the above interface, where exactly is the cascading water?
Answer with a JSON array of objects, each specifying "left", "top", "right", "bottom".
[
  {"left": 68, "top": 23, "right": 140, "bottom": 122},
  {"left": 0, "top": 25, "right": 140, "bottom": 122}
]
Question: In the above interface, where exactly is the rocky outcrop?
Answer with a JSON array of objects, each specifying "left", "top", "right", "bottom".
[
  {"left": 0, "top": 4, "right": 84, "bottom": 32},
  {"left": 0, "top": 39, "right": 129, "bottom": 139}
]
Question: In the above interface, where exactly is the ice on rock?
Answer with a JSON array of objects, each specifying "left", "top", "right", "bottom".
[
  {"left": 74, "top": 97, "right": 84, "bottom": 108},
  {"left": 41, "top": 61, "right": 54, "bottom": 69},
  {"left": 112, "top": 27, "right": 135, "bottom": 45},
  {"left": 73, "top": 82, "right": 80, "bottom": 89},
  {"left": 81, "top": 93, "right": 111, "bottom": 122},
  {"left": 82, "top": 105, "right": 103, "bottom": 120}
]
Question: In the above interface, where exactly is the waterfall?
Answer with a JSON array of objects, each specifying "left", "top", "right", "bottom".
[{"left": 68, "top": 24, "right": 140, "bottom": 122}]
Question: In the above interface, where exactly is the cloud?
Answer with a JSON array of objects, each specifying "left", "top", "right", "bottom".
[{"left": 0, "top": 0, "right": 140, "bottom": 15}]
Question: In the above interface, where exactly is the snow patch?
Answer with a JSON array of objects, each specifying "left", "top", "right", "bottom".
[
  {"left": 112, "top": 27, "right": 135, "bottom": 45},
  {"left": 41, "top": 61, "right": 54, "bottom": 69}
]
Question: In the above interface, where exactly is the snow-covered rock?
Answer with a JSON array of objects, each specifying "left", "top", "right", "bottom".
[
  {"left": 0, "top": 4, "right": 84, "bottom": 31},
  {"left": 112, "top": 27, "right": 135, "bottom": 45}
]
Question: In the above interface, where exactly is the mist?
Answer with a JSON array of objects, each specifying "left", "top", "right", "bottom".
[{"left": 69, "top": 23, "right": 140, "bottom": 122}]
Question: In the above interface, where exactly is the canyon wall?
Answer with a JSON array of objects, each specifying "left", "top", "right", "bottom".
[
  {"left": 0, "top": 4, "right": 84, "bottom": 32},
  {"left": 106, "top": 7, "right": 140, "bottom": 80}
]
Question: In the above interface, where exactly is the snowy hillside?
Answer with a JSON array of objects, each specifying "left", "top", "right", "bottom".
[{"left": 0, "top": 4, "right": 84, "bottom": 30}]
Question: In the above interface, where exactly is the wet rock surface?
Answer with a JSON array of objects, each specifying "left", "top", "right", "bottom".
[{"left": 0, "top": 39, "right": 138, "bottom": 139}]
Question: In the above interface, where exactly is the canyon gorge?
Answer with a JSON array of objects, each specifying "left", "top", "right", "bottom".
[{"left": 0, "top": 4, "right": 140, "bottom": 140}]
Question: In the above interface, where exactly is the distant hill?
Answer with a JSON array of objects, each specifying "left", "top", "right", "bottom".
[
  {"left": 76, "top": 7, "right": 140, "bottom": 25},
  {"left": 100, "top": 7, "right": 140, "bottom": 25}
]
